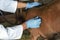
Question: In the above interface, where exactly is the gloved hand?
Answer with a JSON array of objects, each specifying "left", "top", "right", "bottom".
[
  {"left": 26, "top": 16, "right": 41, "bottom": 28},
  {"left": 25, "top": 2, "right": 42, "bottom": 9}
]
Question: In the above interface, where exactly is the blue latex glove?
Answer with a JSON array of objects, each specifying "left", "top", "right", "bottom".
[
  {"left": 26, "top": 16, "right": 41, "bottom": 28},
  {"left": 25, "top": 2, "right": 42, "bottom": 9}
]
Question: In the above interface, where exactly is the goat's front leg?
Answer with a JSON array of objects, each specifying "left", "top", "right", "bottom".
[{"left": 29, "top": 28, "right": 46, "bottom": 40}]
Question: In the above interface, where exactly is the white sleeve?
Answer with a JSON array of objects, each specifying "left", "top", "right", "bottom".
[
  {"left": 0, "top": 24, "right": 9, "bottom": 39},
  {"left": 0, "top": 0, "right": 18, "bottom": 13},
  {"left": 6, "top": 25, "right": 23, "bottom": 39},
  {"left": 0, "top": 24, "right": 23, "bottom": 39}
]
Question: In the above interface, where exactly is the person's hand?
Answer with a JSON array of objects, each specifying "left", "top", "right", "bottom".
[
  {"left": 25, "top": 2, "right": 42, "bottom": 9},
  {"left": 26, "top": 16, "right": 41, "bottom": 28}
]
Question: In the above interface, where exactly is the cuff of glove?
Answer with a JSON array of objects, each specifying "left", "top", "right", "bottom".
[
  {"left": 26, "top": 20, "right": 31, "bottom": 28},
  {"left": 25, "top": 3, "right": 31, "bottom": 9}
]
